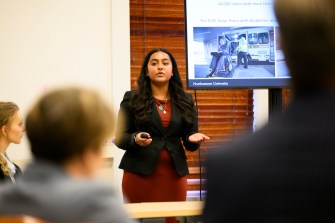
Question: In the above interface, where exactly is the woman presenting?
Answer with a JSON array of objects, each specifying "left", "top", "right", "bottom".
[{"left": 115, "top": 48, "right": 209, "bottom": 223}]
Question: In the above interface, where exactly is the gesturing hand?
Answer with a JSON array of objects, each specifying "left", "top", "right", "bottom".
[{"left": 188, "top": 133, "right": 210, "bottom": 144}]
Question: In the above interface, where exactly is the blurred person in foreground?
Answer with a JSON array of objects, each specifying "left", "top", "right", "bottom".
[
  {"left": 203, "top": 0, "right": 335, "bottom": 222},
  {"left": 0, "top": 87, "right": 136, "bottom": 223},
  {"left": 0, "top": 102, "right": 24, "bottom": 183}
]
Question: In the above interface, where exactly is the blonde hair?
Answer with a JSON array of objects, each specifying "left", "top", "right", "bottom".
[
  {"left": 0, "top": 155, "right": 10, "bottom": 176},
  {"left": 0, "top": 102, "right": 19, "bottom": 131},
  {"left": 0, "top": 102, "right": 19, "bottom": 177}
]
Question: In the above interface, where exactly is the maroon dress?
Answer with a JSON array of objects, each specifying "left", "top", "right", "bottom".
[{"left": 122, "top": 98, "right": 187, "bottom": 223}]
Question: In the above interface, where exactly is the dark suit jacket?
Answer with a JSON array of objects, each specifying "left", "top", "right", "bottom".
[
  {"left": 114, "top": 90, "right": 199, "bottom": 176},
  {"left": 203, "top": 92, "right": 335, "bottom": 223},
  {"left": 0, "top": 163, "right": 22, "bottom": 183}
]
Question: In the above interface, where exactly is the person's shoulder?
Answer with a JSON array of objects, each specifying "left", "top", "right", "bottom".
[
  {"left": 84, "top": 179, "right": 116, "bottom": 193},
  {"left": 63, "top": 176, "right": 117, "bottom": 198},
  {"left": 83, "top": 181, "right": 119, "bottom": 204},
  {"left": 45, "top": 178, "right": 117, "bottom": 208},
  {"left": 57, "top": 180, "right": 131, "bottom": 222},
  {"left": 73, "top": 180, "right": 136, "bottom": 223},
  {"left": 62, "top": 178, "right": 115, "bottom": 195},
  {"left": 121, "top": 90, "right": 138, "bottom": 104},
  {"left": 125, "top": 90, "right": 140, "bottom": 98},
  {"left": 0, "top": 181, "right": 21, "bottom": 211},
  {"left": 14, "top": 163, "right": 22, "bottom": 176},
  {"left": 14, "top": 163, "right": 21, "bottom": 170},
  {"left": 123, "top": 90, "right": 134, "bottom": 98}
]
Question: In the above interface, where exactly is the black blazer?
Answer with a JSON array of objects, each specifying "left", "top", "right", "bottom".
[
  {"left": 114, "top": 90, "right": 199, "bottom": 176},
  {"left": 0, "top": 163, "right": 22, "bottom": 183}
]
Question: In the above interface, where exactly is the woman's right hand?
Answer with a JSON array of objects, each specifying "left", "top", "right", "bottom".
[{"left": 134, "top": 132, "right": 152, "bottom": 147}]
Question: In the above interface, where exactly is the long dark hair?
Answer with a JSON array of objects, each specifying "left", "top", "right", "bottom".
[{"left": 130, "top": 48, "right": 194, "bottom": 127}]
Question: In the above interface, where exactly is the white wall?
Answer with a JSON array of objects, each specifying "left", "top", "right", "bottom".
[
  {"left": 110, "top": 0, "right": 130, "bottom": 196},
  {"left": 0, "top": 0, "right": 130, "bottom": 194},
  {"left": 253, "top": 89, "right": 269, "bottom": 132}
]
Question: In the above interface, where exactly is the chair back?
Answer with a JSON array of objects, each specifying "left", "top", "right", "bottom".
[{"left": 0, "top": 216, "right": 47, "bottom": 223}]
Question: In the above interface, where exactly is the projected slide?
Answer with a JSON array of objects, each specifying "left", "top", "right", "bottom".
[{"left": 185, "top": 0, "right": 290, "bottom": 89}]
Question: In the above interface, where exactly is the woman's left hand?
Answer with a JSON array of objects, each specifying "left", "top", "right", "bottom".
[{"left": 188, "top": 133, "right": 210, "bottom": 144}]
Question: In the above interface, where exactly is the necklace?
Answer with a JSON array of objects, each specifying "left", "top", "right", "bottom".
[{"left": 154, "top": 97, "right": 168, "bottom": 114}]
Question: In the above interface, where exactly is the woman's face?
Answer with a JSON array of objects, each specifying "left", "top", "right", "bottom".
[
  {"left": 3, "top": 111, "right": 25, "bottom": 145},
  {"left": 146, "top": 51, "right": 173, "bottom": 85}
]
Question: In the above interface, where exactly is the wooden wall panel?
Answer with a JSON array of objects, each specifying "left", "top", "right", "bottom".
[{"left": 282, "top": 88, "right": 293, "bottom": 110}]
